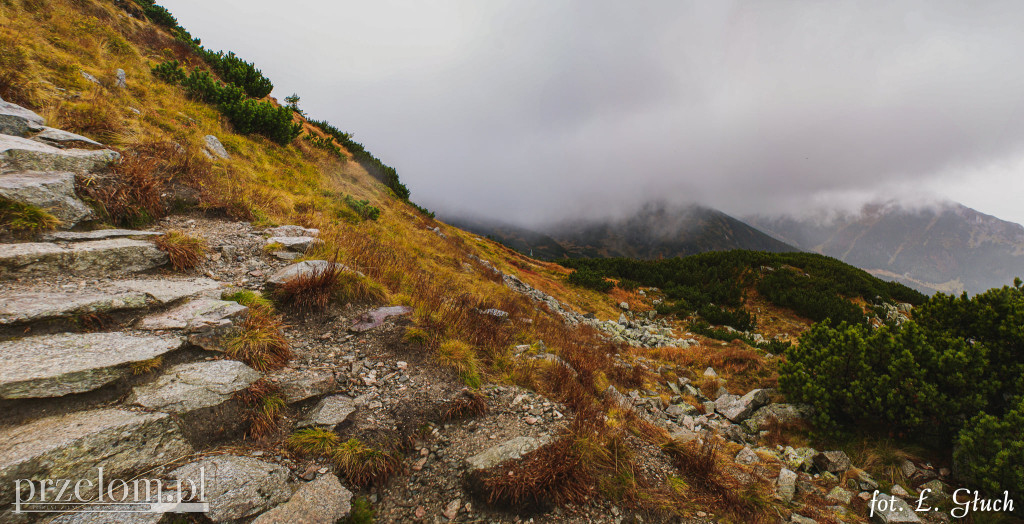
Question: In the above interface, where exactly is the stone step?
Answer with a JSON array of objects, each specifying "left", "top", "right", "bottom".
[
  {"left": 127, "top": 360, "right": 262, "bottom": 414},
  {"left": 0, "top": 408, "right": 193, "bottom": 507},
  {"left": 42, "top": 228, "right": 160, "bottom": 242},
  {"left": 0, "top": 332, "right": 184, "bottom": 399},
  {"left": 0, "top": 171, "right": 94, "bottom": 226},
  {"left": 32, "top": 127, "right": 103, "bottom": 150},
  {"left": 0, "top": 134, "right": 119, "bottom": 175},
  {"left": 137, "top": 297, "right": 248, "bottom": 350},
  {"left": 0, "top": 238, "right": 167, "bottom": 279},
  {"left": 0, "top": 277, "right": 223, "bottom": 326}
]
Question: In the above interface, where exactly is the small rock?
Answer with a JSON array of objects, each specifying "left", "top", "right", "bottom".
[
  {"left": 735, "top": 447, "right": 760, "bottom": 465},
  {"left": 443, "top": 498, "right": 461, "bottom": 520},
  {"left": 298, "top": 395, "right": 360, "bottom": 428},
  {"left": 115, "top": 68, "right": 127, "bottom": 88},
  {"left": 777, "top": 468, "right": 797, "bottom": 502},
  {"left": 813, "top": 450, "right": 852, "bottom": 474},
  {"left": 703, "top": 367, "right": 717, "bottom": 378},
  {"left": 826, "top": 486, "right": 853, "bottom": 504},
  {"left": 204, "top": 134, "right": 230, "bottom": 159}
]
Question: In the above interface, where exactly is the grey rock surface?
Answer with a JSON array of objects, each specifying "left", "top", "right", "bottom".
[
  {"left": 138, "top": 298, "right": 247, "bottom": 350},
  {"left": 870, "top": 495, "right": 922, "bottom": 523},
  {"left": 271, "top": 368, "right": 336, "bottom": 403},
  {"left": 0, "top": 134, "right": 119, "bottom": 174},
  {"left": 44, "top": 228, "right": 160, "bottom": 242},
  {"left": 267, "top": 260, "right": 347, "bottom": 286},
  {"left": 0, "top": 99, "right": 45, "bottom": 136},
  {"left": 203, "top": 135, "right": 230, "bottom": 159},
  {"left": 266, "top": 225, "right": 319, "bottom": 237},
  {"left": 298, "top": 395, "right": 360, "bottom": 427},
  {"left": 265, "top": 235, "right": 319, "bottom": 252},
  {"left": 169, "top": 455, "right": 291, "bottom": 522},
  {"left": 714, "top": 388, "right": 770, "bottom": 422},
  {"left": 115, "top": 68, "right": 127, "bottom": 89},
  {"left": 0, "top": 239, "right": 168, "bottom": 278},
  {"left": 465, "top": 436, "right": 550, "bottom": 472},
  {"left": 0, "top": 332, "right": 183, "bottom": 398},
  {"left": 777, "top": 467, "right": 797, "bottom": 502},
  {"left": 0, "top": 408, "right": 193, "bottom": 505},
  {"left": 813, "top": 450, "right": 852, "bottom": 474},
  {"left": 252, "top": 474, "right": 352, "bottom": 524},
  {"left": 0, "top": 289, "right": 150, "bottom": 325},
  {"left": 0, "top": 171, "right": 94, "bottom": 225},
  {"left": 110, "top": 278, "right": 222, "bottom": 303},
  {"left": 32, "top": 127, "right": 103, "bottom": 149},
  {"left": 128, "top": 360, "right": 261, "bottom": 413},
  {"left": 743, "top": 403, "right": 814, "bottom": 432}
]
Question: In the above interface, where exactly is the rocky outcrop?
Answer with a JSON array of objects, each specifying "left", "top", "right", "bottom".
[
  {"left": 127, "top": 360, "right": 261, "bottom": 413},
  {"left": 0, "top": 289, "right": 150, "bottom": 326},
  {"left": 714, "top": 388, "right": 770, "bottom": 422},
  {"left": 0, "top": 238, "right": 168, "bottom": 278},
  {"left": 169, "top": 455, "right": 291, "bottom": 523},
  {"left": 0, "top": 408, "right": 193, "bottom": 505},
  {"left": 0, "top": 332, "right": 184, "bottom": 398},
  {"left": 0, "top": 99, "right": 45, "bottom": 137},
  {"left": 32, "top": 127, "right": 103, "bottom": 149},
  {"left": 1, "top": 134, "right": 118, "bottom": 175},
  {"left": 43, "top": 228, "right": 160, "bottom": 241},
  {"left": 252, "top": 474, "right": 352, "bottom": 524},
  {"left": 0, "top": 171, "right": 94, "bottom": 225}
]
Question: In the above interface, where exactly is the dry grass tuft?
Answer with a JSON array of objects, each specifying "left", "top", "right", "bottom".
[
  {"left": 130, "top": 356, "right": 163, "bottom": 375},
  {"left": 225, "top": 309, "right": 291, "bottom": 372},
  {"left": 402, "top": 326, "right": 430, "bottom": 346},
  {"left": 72, "top": 311, "right": 113, "bottom": 332},
  {"left": 436, "top": 339, "right": 482, "bottom": 388},
  {"left": 661, "top": 437, "right": 772, "bottom": 522},
  {"left": 287, "top": 428, "right": 341, "bottom": 456},
  {"left": 0, "top": 198, "right": 61, "bottom": 234},
  {"left": 331, "top": 438, "right": 401, "bottom": 487},
  {"left": 275, "top": 258, "right": 386, "bottom": 314},
  {"left": 441, "top": 389, "right": 489, "bottom": 422},
  {"left": 236, "top": 380, "right": 286, "bottom": 439},
  {"left": 155, "top": 231, "right": 208, "bottom": 271}
]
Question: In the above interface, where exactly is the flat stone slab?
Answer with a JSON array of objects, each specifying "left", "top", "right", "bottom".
[
  {"left": 870, "top": 494, "right": 923, "bottom": 523},
  {"left": 252, "top": 474, "right": 352, "bottom": 524},
  {"left": 465, "top": 436, "right": 551, "bottom": 472},
  {"left": 350, "top": 305, "right": 412, "bottom": 332},
  {"left": 0, "top": 99, "right": 45, "bottom": 137},
  {"left": 0, "top": 332, "right": 184, "bottom": 398},
  {"left": 109, "top": 277, "right": 222, "bottom": 303},
  {"left": 266, "top": 225, "right": 319, "bottom": 237},
  {"left": 0, "top": 134, "right": 119, "bottom": 175},
  {"left": 44, "top": 229, "right": 161, "bottom": 241},
  {"left": 270, "top": 368, "right": 336, "bottom": 403},
  {"left": 0, "top": 239, "right": 168, "bottom": 279},
  {"left": 0, "top": 289, "right": 151, "bottom": 325},
  {"left": 0, "top": 408, "right": 193, "bottom": 506},
  {"left": 128, "top": 360, "right": 261, "bottom": 413},
  {"left": 298, "top": 395, "right": 360, "bottom": 427},
  {"left": 138, "top": 298, "right": 247, "bottom": 334},
  {"left": 170, "top": 455, "right": 291, "bottom": 522},
  {"left": 32, "top": 127, "right": 103, "bottom": 149},
  {"left": 0, "top": 171, "right": 94, "bottom": 225},
  {"left": 265, "top": 235, "right": 319, "bottom": 252}
]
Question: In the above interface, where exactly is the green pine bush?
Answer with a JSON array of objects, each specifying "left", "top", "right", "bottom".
[{"left": 954, "top": 399, "right": 1024, "bottom": 502}]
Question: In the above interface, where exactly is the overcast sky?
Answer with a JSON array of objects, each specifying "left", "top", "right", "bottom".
[{"left": 161, "top": 0, "right": 1024, "bottom": 227}]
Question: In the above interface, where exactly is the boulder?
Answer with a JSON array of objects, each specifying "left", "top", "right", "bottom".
[
  {"left": 0, "top": 332, "right": 184, "bottom": 399},
  {"left": 115, "top": 68, "right": 127, "bottom": 89},
  {"left": 870, "top": 495, "right": 922, "bottom": 523},
  {"left": 465, "top": 436, "right": 550, "bottom": 472},
  {"left": 270, "top": 368, "right": 336, "bottom": 403},
  {"left": 252, "top": 474, "right": 352, "bottom": 524},
  {"left": 0, "top": 171, "right": 94, "bottom": 226},
  {"left": 266, "top": 225, "right": 319, "bottom": 237},
  {"left": 0, "top": 408, "right": 193, "bottom": 506},
  {"left": 714, "top": 389, "right": 770, "bottom": 422},
  {"left": 298, "top": 395, "right": 360, "bottom": 427},
  {"left": 138, "top": 298, "right": 247, "bottom": 350},
  {"left": 0, "top": 134, "right": 119, "bottom": 175},
  {"left": 777, "top": 468, "right": 797, "bottom": 502},
  {"left": 735, "top": 447, "right": 760, "bottom": 465},
  {"left": 743, "top": 403, "right": 814, "bottom": 432},
  {"left": 267, "top": 260, "right": 347, "bottom": 286},
  {"left": 0, "top": 239, "right": 167, "bottom": 279},
  {"left": 265, "top": 235, "right": 319, "bottom": 252},
  {"left": 32, "top": 127, "right": 103, "bottom": 149},
  {"left": 813, "top": 450, "right": 852, "bottom": 474},
  {"left": 0, "top": 99, "right": 45, "bottom": 137},
  {"left": 826, "top": 486, "right": 853, "bottom": 504},
  {"left": 169, "top": 456, "right": 290, "bottom": 523},
  {"left": 350, "top": 305, "right": 412, "bottom": 332},
  {"left": 127, "top": 360, "right": 261, "bottom": 413},
  {"left": 203, "top": 135, "right": 230, "bottom": 160},
  {"left": 783, "top": 446, "right": 817, "bottom": 471}
]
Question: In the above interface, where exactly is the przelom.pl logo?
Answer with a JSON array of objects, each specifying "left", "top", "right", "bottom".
[{"left": 11, "top": 467, "right": 208, "bottom": 515}]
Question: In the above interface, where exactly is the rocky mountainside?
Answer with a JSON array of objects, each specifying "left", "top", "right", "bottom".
[
  {"left": 747, "top": 201, "right": 1024, "bottom": 295},
  {"left": 451, "top": 202, "right": 796, "bottom": 260}
]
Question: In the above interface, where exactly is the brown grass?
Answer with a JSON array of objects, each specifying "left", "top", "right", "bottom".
[
  {"left": 225, "top": 309, "right": 291, "bottom": 372},
  {"left": 662, "top": 437, "right": 772, "bottom": 523},
  {"left": 275, "top": 257, "right": 386, "bottom": 314},
  {"left": 441, "top": 389, "right": 489, "bottom": 422},
  {"left": 331, "top": 438, "right": 401, "bottom": 487},
  {"left": 154, "top": 231, "right": 207, "bottom": 271},
  {"left": 236, "top": 380, "right": 286, "bottom": 439},
  {"left": 287, "top": 428, "right": 341, "bottom": 456}
]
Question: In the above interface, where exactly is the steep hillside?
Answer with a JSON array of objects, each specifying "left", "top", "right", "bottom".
[
  {"left": 748, "top": 200, "right": 1024, "bottom": 294},
  {"left": 0, "top": 2, "right": 1020, "bottom": 523},
  {"left": 454, "top": 202, "right": 796, "bottom": 260}
]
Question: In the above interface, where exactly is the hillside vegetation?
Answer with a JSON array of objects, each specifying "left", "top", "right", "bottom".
[{"left": 1, "top": 0, "right": 1021, "bottom": 522}]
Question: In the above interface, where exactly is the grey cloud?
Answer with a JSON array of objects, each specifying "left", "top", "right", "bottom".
[{"left": 161, "top": 0, "right": 1024, "bottom": 226}]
